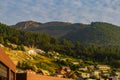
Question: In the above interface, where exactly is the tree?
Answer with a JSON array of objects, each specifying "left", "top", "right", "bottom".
[{"left": 0, "top": 37, "right": 4, "bottom": 44}]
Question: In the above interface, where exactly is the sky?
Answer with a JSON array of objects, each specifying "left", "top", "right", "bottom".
[{"left": 0, "top": 0, "right": 120, "bottom": 25}]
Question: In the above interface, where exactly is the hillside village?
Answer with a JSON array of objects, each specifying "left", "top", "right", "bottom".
[
  {"left": 0, "top": 43, "right": 120, "bottom": 80},
  {"left": 1, "top": 0, "right": 120, "bottom": 80}
]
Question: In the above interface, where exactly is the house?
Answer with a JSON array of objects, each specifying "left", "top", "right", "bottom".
[
  {"left": 60, "top": 58, "right": 66, "bottom": 61},
  {"left": 27, "top": 50, "right": 37, "bottom": 55},
  {"left": 55, "top": 66, "right": 71, "bottom": 78},
  {"left": 80, "top": 72, "right": 90, "bottom": 78},
  {"left": 78, "top": 59, "right": 83, "bottom": 63},
  {"left": 0, "top": 47, "right": 16, "bottom": 80},
  {"left": 0, "top": 44, "right": 4, "bottom": 47},
  {"left": 55, "top": 69, "right": 68, "bottom": 78},
  {"left": 72, "top": 62, "right": 79, "bottom": 65},
  {"left": 35, "top": 49, "right": 45, "bottom": 53},
  {"left": 109, "top": 76, "right": 120, "bottom": 80},
  {"left": 56, "top": 74, "right": 64, "bottom": 78},
  {"left": 56, "top": 66, "right": 71, "bottom": 75},
  {"left": 87, "top": 65, "right": 95, "bottom": 71},
  {"left": 16, "top": 70, "right": 71, "bottom": 80},
  {"left": 96, "top": 65, "right": 110, "bottom": 71},
  {"left": 54, "top": 56, "right": 60, "bottom": 60},
  {"left": 115, "top": 72, "right": 120, "bottom": 76},
  {"left": 109, "top": 72, "right": 120, "bottom": 80},
  {"left": 26, "top": 70, "right": 36, "bottom": 74},
  {"left": 79, "top": 66, "right": 88, "bottom": 71},
  {"left": 61, "top": 66, "right": 71, "bottom": 72},
  {"left": 38, "top": 69, "right": 50, "bottom": 75},
  {"left": 91, "top": 70, "right": 100, "bottom": 78}
]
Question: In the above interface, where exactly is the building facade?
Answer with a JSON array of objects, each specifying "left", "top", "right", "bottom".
[{"left": 0, "top": 47, "right": 16, "bottom": 80}]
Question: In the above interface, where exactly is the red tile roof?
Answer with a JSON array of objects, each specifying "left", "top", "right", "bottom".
[
  {"left": 17, "top": 71, "right": 72, "bottom": 80},
  {"left": 0, "top": 47, "right": 16, "bottom": 72},
  {"left": 27, "top": 74, "right": 72, "bottom": 80}
]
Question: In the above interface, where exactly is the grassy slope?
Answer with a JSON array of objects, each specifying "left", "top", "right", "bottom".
[{"left": 2, "top": 46, "right": 59, "bottom": 73}]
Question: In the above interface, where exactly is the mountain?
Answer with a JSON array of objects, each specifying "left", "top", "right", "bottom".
[
  {"left": 13, "top": 21, "right": 87, "bottom": 38},
  {"left": 12, "top": 20, "right": 42, "bottom": 29},
  {"left": 13, "top": 21, "right": 120, "bottom": 46}
]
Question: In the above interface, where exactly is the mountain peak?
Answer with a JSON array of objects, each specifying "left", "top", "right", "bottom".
[{"left": 13, "top": 20, "right": 42, "bottom": 29}]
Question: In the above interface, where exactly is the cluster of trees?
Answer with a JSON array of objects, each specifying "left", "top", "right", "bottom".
[{"left": 0, "top": 23, "right": 120, "bottom": 68}]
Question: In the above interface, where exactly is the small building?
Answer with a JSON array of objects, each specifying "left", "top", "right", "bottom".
[
  {"left": 115, "top": 72, "right": 120, "bottom": 76},
  {"left": 80, "top": 72, "right": 90, "bottom": 78},
  {"left": 27, "top": 50, "right": 37, "bottom": 55},
  {"left": 16, "top": 70, "right": 71, "bottom": 80},
  {"left": 61, "top": 66, "right": 71, "bottom": 72},
  {"left": 38, "top": 69, "right": 50, "bottom": 75},
  {"left": 79, "top": 66, "right": 88, "bottom": 71},
  {"left": 0, "top": 44, "right": 4, "bottom": 47},
  {"left": 88, "top": 65, "right": 95, "bottom": 71},
  {"left": 72, "top": 62, "right": 79, "bottom": 65},
  {"left": 91, "top": 70, "right": 100, "bottom": 78},
  {"left": 96, "top": 65, "right": 110, "bottom": 71},
  {"left": 0, "top": 47, "right": 16, "bottom": 80},
  {"left": 109, "top": 76, "right": 120, "bottom": 80},
  {"left": 56, "top": 74, "right": 64, "bottom": 78},
  {"left": 35, "top": 49, "right": 45, "bottom": 53},
  {"left": 56, "top": 66, "right": 71, "bottom": 75}
]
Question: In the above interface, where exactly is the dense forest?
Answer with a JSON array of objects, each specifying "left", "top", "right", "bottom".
[
  {"left": 64, "top": 22, "right": 120, "bottom": 46},
  {"left": 0, "top": 23, "right": 120, "bottom": 68},
  {"left": 13, "top": 21, "right": 120, "bottom": 46}
]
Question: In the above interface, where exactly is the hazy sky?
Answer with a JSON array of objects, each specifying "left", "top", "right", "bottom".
[{"left": 0, "top": 0, "right": 120, "bottom": 25}]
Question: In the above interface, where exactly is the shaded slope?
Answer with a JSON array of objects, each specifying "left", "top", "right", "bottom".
[
  {"left": 13, "top": 21, "right": 87, "bottom": 38},
  {"left": 63, "top": 22, "right": 120, "bottom": 46}
]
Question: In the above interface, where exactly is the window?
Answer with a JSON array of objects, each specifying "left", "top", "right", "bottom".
[
  {"left": 0, "top": 62, "right": 8, "bottom": 80},
  {"left": 11, "top": 71, "right": 14, "bottom": 80}
]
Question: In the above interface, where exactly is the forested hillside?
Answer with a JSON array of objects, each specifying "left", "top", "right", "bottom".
[
  {"left": 64, "top": 22, "right": 120, "bottom": 46},
  {"left": 0, "top": 23, "right": 120, "bottom": 68},
  {"left": 13, "top": 21, "right": 120, "bottom": 47}
]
